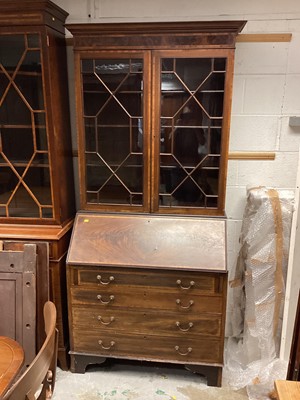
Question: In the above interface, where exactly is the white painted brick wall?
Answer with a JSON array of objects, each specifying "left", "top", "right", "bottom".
[{"left": 56, "top": 0, "right": 300, "bottom": 276}]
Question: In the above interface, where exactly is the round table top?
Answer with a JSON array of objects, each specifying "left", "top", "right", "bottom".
[{"left": 0, "top": 336, "right": 24, "bottom": 397}]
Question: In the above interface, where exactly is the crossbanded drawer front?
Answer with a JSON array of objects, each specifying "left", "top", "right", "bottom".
[
  {"left": 72, "top": 330, "right": 223, "bottom": 364},
  {"left": 70, "top": 287, "right": 223, "bottom": 314},
  {"left": 71, "top": 306, "right": 222, "bottom": 338},
  {"left": 71, "top": 266, "right": 223, "bottom": 294}
]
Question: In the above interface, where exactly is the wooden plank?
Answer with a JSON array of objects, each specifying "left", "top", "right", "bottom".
[
  {"left": 228, "top": 152, "right": 276, "bottom": 160},
  {"left": 275, "top": 380, "right": 300, "bottom": 400},
  {"left": 237, "top": 33, "right": 292, "bottom": 42}
]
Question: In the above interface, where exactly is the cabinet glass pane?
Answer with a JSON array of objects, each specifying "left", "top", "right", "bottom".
[
  {"left": 0, "top": 34, "right": 53, "bottom": 218},
  {"left": 159, "top": 57, "right": 226, "bottom": 209},
  {"left": 81, "top": 58, "right": 144, "bottom": 206}
]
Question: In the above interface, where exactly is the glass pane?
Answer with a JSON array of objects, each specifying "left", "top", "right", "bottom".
[
  {"left": 0, "top": 72, "right": 9, "bottom": 98},
  {"left": 213, "top": 58, "right": 226, "bottom": 71},
  {"left": 83, "top": 73, "right": 109, "bottom": 116},
  {"left": 8, "top": 185, "right": 40, "bottom": 218},
  {"left": 1, "top": 128, "right": 34, "bottom": 162},
  {"left": 15, "top": 52, "right": 44, "bottom": 110},
  {"left": 82, "top": 57, "right": 144, "bottom": 206},
  {"left": 0, "top": 35, "right": 25, "bottom": 75},
  {"left": 175, "top": 58, "right": 212, "bottom": 91},
  {"left": 97, "top": 175, "right": 131, "bottom": 205},
  {"left": 159, "top": 56, "right": 226, "bottom": 210},
  {"left": 36, "top": 128, "right": 48, "bottom": 151},
  {"left": 85, "top": 117, "right": 96, "bottom": 151},
  {"left": 27, "top": 34, "right": 40, "bottom": 48},
  {"left": 0, "top": 167, "right": 14, "bottom": 205},
  {"left": 86, "top": 162, "right": 110, "bottom": 192},
  {"left": 24, "top": 166, "right": 52, "bottom": 205},
  {"left": 97, "top": 126, "right": 130, "bottom": 164},
  {"left": 81, "top": 59, "right": 94, "bottom": 73},
  {"left": 118, "top": 154, "right": 143, "bottom": 193},
  {"left": 0, "top": 85, "right": 31, "bottom": 125},
  {"left": 42, "top": 207, "right": 53, "bottom": 218},
  {"left": 18, "top": 50, "right": 42, "bottom": 73},
  {"left": 34, "top": 112, "right": 46, "bottom": 126},
  {"left": 116, "top": 93, "right": 142, "bottom": 117}
]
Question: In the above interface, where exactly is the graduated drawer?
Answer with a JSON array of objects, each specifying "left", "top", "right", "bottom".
[
  {"left": 69, "top": 286, "right": 223, "bottom": 314},
  {"left": 69, "top": 266, "right": 224, "bottom": 295},
  {"left": 71, "top": 330, "right": 223, "bottom": 364},
  {"left": 71, "top": 306, "right": 223, "bottom": 338}
]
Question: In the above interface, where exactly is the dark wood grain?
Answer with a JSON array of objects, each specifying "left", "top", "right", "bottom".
[{"left": 67, "top": 213, "right": 226, "bottom": 271}]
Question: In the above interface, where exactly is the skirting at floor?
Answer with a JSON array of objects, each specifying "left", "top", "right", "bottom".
[{"left": 52, "top": 360, "right": 248, "bottom": 400}]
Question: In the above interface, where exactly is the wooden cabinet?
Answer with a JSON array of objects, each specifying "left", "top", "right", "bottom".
[
  {"left": 66, "top": 21, "right": 245, "bottom": 385},
  {"left": 0, "top": 0, "right": 75, "bottom": 369},
  {"left": 67, "top": 213, "right": 227, "bottom": 386},
  {"left": 67, "top": 21, "right": 245, "bottom": 216}
]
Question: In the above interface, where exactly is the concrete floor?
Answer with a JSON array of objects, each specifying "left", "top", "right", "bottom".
[{"left": 52, "top": 360, "right": 249, "bottom": 400}]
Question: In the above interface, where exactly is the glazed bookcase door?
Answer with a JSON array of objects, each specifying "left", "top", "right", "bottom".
[
  {"left": 0, "top": 32, "right": 54, "bottom": 220},
  {"left": 151, "top": 49, "right": 234, "bottom": 216},
  {"left": 76, "top": 51, "right": 151, "bottom": 212}
]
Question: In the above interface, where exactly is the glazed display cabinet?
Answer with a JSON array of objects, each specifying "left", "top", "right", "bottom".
[
  {"left": 0, "top": 0, "right": 75, "bottom": 369},
  {"left": 67, "top": 20, "right": 245, "bottom": 216}
]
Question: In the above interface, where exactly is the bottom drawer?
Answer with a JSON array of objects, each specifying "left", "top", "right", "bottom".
[{"left": 71, "top": 330, "right": 223, "bottom": 364}]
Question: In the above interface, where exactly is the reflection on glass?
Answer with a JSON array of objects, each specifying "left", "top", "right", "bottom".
[
  {"left": 0, "top": 34, "right": 53, "bottom": 219},
  {"left": 82, "top": 58, "right": 144, "bottom": 206},
  {"left": 159, "top": 57, "right": 226, "bottom": 209}
]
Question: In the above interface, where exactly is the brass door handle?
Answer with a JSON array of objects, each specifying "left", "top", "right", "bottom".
[
  {"left": 174, "top": 346, "right": 192, "bottom": 356},
  {"left": 175, "top": 321, "right": 194, "bottom": 332},
  {"left": 97, "top": 275, "right": 115, "bottom": 285},
  {"left": 98, "top": 340, "right": 115, "bottom": 350},
  {"left": 96, "top": 294, "right": 115, "bottom": 304},
  {"left": 97, "top": 316, "right": 115, "bottom": 325},
  {"left": 176, "top": 279, "right": 195, "bottom": 290},
  {"left": 176, "top": 299, "right": 194, "bottom": 309}
]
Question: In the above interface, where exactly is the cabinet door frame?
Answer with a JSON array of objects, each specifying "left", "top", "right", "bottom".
[
  {"left": 151, "top": 48, "right": 235, "bottom": 216},
  {"left": 74, "top": 50, "right": 152, "bottom": 212}
]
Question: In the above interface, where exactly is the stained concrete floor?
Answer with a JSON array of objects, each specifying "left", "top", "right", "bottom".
[{"left": 52, "top": 360, "right": 249, "bottom": 400}]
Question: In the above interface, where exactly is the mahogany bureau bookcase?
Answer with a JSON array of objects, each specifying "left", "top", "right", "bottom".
[
  {"left": 66, "top": 20, "right": 246, "bottom": 385},
  {"left": 0, "top": 0, "right": 75, "bottom": 369}
]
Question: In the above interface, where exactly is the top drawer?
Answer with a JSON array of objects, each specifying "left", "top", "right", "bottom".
[{"left": 68, "top": 265, "right": 225, "bottom": 295}]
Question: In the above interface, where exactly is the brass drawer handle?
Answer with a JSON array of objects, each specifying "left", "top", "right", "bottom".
[
  {"left": 176, "top": 279, "right": 195, "bottom": 290},
  {"left": 176, "top": 299, "right": 194, "bottom": 309},
  {"left": 175, "top": 321, "right": 194, "bottom": 332},
  {"left": 97, "top": 275, "right": 115, "bottom": 285},
  {"left": 98, "top": 340, "right": 115, "bottom": 350},
  {"left": 174, "top": 346, "right": 192, "bottom": 356},
  {"left": 97, "top": 316, "right": 115, "bottom": 325},
  {"left": 96, "top": 294, "right": 115, "bottom": 304}
]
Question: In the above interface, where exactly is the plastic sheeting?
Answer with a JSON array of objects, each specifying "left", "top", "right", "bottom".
[{"left": 224, "top": 187, "right": 294, "bottom": 399}]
